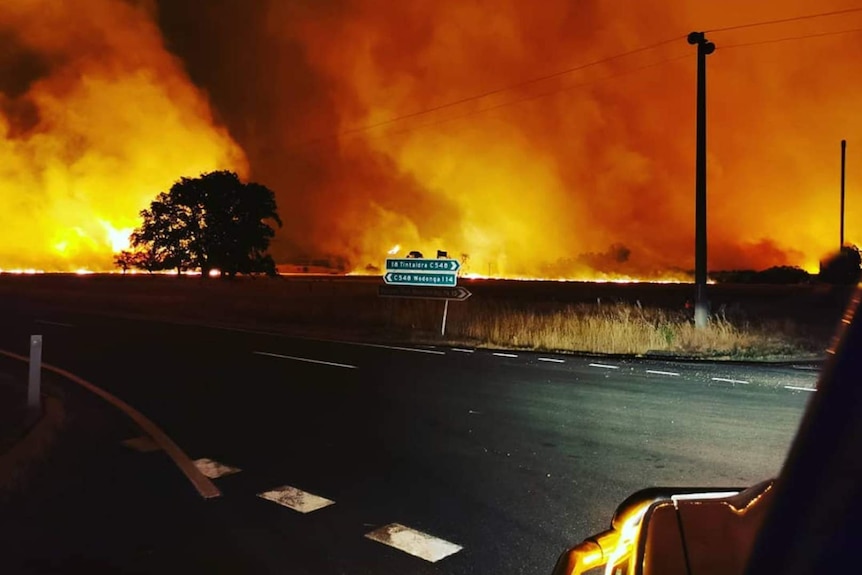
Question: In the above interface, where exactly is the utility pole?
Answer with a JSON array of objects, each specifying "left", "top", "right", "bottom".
[
  {"left": 688, "top": 32, "right": 715, "bottom": 328},
  {"left": 841, "top": 139, "right": 847, "bottom": 249}
]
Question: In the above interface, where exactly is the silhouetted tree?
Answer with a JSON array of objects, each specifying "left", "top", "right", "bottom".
[
  {"left": 819, "top": 245, "right": 862, "bottom": 285},
  {"left": 114, "top": 251, "right": 134, "bottom": 274},
  {"left": 128, "top": 171, "right": 281, "bottom": 277},
  {"left": 114, "top": 249, "right": 160, "bottom": 274}
]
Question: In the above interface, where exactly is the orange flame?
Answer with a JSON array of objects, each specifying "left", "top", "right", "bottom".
[
  {"left": 4, "top": 2, "right": 861, "bottom": 279},
  {"left": 0, "top": 0, "right": 246, "bottom": 271},
  {"left": 269, "top": 0, "right": 861, "bottom": 278}
]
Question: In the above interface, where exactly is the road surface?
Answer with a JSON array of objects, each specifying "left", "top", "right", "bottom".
[{"left": 0, "top": 305, "right": 817, "bottom": 574}]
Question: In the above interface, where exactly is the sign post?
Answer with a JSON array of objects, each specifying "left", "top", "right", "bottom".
[{"left": 380, "top": 257, "right": 471, "bottom": 336}]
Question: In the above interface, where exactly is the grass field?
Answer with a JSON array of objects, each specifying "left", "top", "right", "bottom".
[{"left": 0, "top": 274, "right": 852, "bottom": 359}]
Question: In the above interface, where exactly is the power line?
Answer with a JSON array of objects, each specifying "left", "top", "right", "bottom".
[
  {"left": 296, "top": 7, "right": 862, "bottom": 146},
  {"left": 706, "top": 6, "right": 862, "bottom": 33},
  {"left": 333, "top": 35, "right": 688, "bottom": 138},
  {"left": 359, "top": 53, "right": 692, "bottom": 140},
  {"left": 720, "top": 26, "right": 862, "bottom": 49},
  {"left": 393, "top": 24, "right": 862, "bottom": 136}
]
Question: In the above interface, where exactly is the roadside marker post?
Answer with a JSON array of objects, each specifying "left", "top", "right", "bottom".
[{"left": 28, "top": 335, "right": 42, "bottom": 411}]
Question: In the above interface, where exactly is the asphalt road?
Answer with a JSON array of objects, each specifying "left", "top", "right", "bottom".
[{"left": 0, "top": 304, "right": 818, "bottom": 574}]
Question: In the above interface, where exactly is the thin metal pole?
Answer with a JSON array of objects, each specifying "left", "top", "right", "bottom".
[
  {"left": 28, "top": 335, "right": 42, "bottom": 411},
  {"left": 441, "top": 299, "right": 450, "bottom": 336},
  {"left": 841, "top": 139, "right": 846, "bottom": 249}
]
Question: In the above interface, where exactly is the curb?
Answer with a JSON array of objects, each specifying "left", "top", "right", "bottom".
[
  {"left": 638, "top": 351, "right": 827, "bottom": 367},
  {"left": 0, "top": 349, "right": 221, "bottom": 500},
  {"left": 0, "top": 395, "right": 65, "bottom": 492}
]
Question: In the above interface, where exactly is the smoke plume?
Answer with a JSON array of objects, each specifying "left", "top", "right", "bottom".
[
  {"left": 4, "top": 0, "right": 861, "bottom": 277},
  {"left": 0, "top": 0, "right": 245, "bottom": 271}
]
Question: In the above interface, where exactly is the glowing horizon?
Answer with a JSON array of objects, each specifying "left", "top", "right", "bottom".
[{"left": 1, "top": 1, "right": 858, "bottom": 276}]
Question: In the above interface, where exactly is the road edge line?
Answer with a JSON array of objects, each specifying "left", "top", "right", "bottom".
[{"left": 0, "top": 349, "right": 221, "bottom": 499}]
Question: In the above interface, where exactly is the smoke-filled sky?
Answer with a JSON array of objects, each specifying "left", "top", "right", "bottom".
[{"left": 1, "top": 0, "right": 861, "bottom": 277}]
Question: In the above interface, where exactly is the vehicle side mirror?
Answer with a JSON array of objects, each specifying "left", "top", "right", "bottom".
[{"left": 551, "top": 480, "right": 774, "bottom": 575}]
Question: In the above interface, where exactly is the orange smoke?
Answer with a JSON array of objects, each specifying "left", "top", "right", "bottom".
[
  {"left": 0, "top": 0, "right": 245, "bottom": 271},
  {"left": 4, "top": 1, "right": 861, "bottom": 278},
  {"left": 271, "top": 0, "right": 862, "bottom": 277}
]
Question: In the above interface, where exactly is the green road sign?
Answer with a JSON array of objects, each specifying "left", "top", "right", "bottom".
[
  {"left": 385, "top": 258, "right": 461, "bottom": 272},
  {"left": 383, "top": 272, "right": 457, "bottom": 286}
]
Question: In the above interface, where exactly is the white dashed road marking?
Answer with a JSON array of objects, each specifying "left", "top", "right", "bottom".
[
  {"left": 364, "top": 523, "right": 463, "bottom": 563},
  {"left": 711, "top": 377, "right": 750, "bottom": 385},
  {"left": 35, "top": 319, "right": 74, "bottom": 328},
  {"left": 451, "top": 348, "right": 475, "bottom": 353},
  {"left": 210, "top": 327, "right": 446, "bottom": 355},
  {"left": 646, "top": 370, "right": 680, "bottom": 377},
  {"left": 589, "top": 363, "right": 619, "bottom": 370},
  {"left": 257, "top": 485, "right": 335, "bottom": 513},
  {"left": 254, "top": 351, "right": 357, "bottom": 369},
  {"left": 493, "top": 352, "right": 518, "bottom": 358},
  {"left": 785, "top": 385, "right": 816, "bottom": 392},
  {"left": 193, "top": 458, "right": 242, "bottom": 479},
  {"left": 538, "top": 357, "right": 565, "bottom": 363},
  {"left": 335, "top": 341, "right": 446, "bottom": 355}
]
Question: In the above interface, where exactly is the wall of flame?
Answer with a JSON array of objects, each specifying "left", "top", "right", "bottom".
[
  {"left": 0, "top": 0, "right": 246, "bottom": 272},
  {"left": 2, "top": 0, "right": 860, "bottom": 278}
]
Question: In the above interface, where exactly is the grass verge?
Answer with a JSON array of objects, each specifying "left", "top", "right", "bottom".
[
  {"left": 444, "top": 302, "right": 816, "bottom": 359},
  {"left": 0, "top": 391, "right": 64, "bottom": 494},
  {"left": 0, "top": 275, "right": 846, "bottom": 360}
]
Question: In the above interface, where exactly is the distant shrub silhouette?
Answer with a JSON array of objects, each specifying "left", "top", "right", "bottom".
[
  {"left": 711, "top": 267, "right": 810, "bottom": 284},
  {"left": 755, "top": 266, "right": 811, "bottom": 285},
  {"left": 819, "top": 245, "right": 862, "bottom": 285},
  {"left": 113, "top": 249, "right": 159, "bottom": 274}
]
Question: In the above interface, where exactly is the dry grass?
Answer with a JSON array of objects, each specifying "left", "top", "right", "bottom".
[
  {"left": 0, "top": 274, "right": 844, "bottom": 359},
  {"left": 444, "top": 302, "right": 809, "bottom": 358}
]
